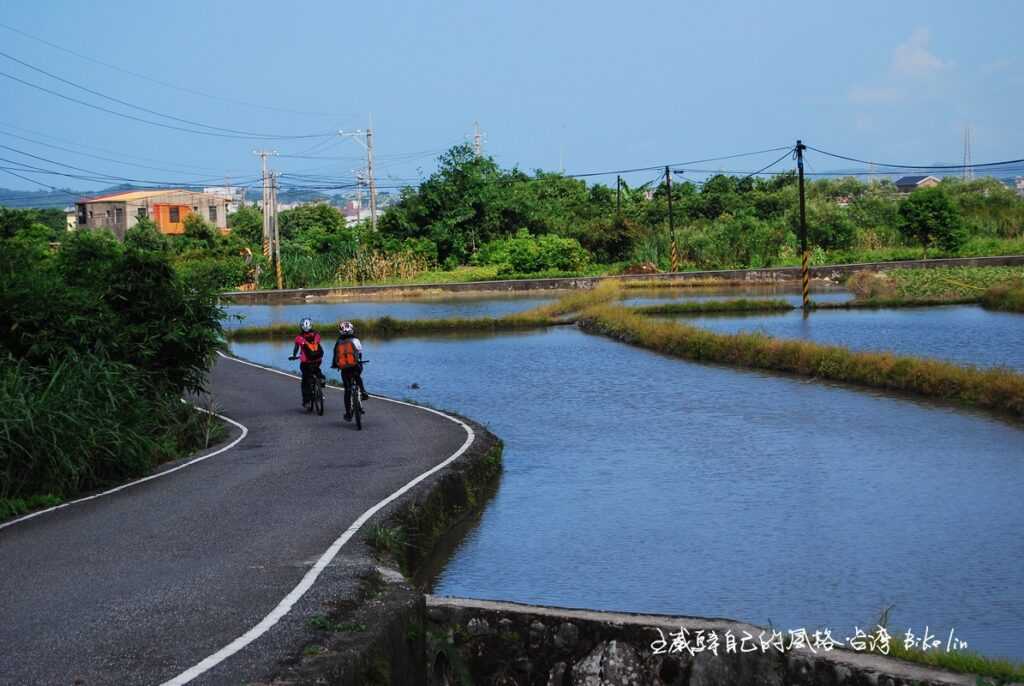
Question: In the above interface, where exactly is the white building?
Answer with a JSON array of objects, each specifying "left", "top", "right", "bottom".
[{"left": 202, "top": 186, "right": 246, "bottom": 214}]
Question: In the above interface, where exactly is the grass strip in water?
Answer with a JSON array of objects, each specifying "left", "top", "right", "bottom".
[
  {"left": 980, "top": 281, "right": 1024, "bottom": 313},
  {"left": 519, "top": 281, "right": 623, "bottom": 318},
  {"left": 631, "top": 298, "right": 795, "bottom": 316},
  {"left": 227, "top": 315, "right": 557, "bottom": 340},
  {"left": 577, "top": 305, "right": 1024, "bottom": 421},
  {"left": 813, "top": 297, "right": 978, "bottom": 310}
]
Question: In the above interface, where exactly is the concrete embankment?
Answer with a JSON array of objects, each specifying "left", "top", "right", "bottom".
[{"left": 221, "top": 254, "right": 1024, "bottom": 305}]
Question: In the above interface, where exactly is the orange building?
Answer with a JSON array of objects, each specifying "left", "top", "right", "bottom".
[{"left": 76, "top": 189, "right": 231, "bottom": 240}]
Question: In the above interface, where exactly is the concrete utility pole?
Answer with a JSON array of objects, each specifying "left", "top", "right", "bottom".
[
  {"left": 473, "top": 120, "right": 483, "bottom": 158},
  {"left": 666, "top": 166, "right": 678, "bottom": 272},
  {"left": 795, "top": 140, "right": 809, "bottom": 310},
  {"left": 367, "top": 116, "right": 377, "bottom": 231},
  {"left": 253, "top": 149, "right": 278, "bottom": 258},
  {"left": 339, "top": 117, "right": 377, "bottom": 231},
  {"left": 272, "top": 170, "right": 283, "bottom": 289}
]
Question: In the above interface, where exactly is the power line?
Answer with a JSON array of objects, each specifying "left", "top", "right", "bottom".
[
  {"left": 0, "top": 69, "right": 333, "bottom": 140},
  {"left": 806, "top": 145, "right": 1024, "bottom": 171},
  {"left": 0, "top": 21, "right": 352, "bottom": 119}
]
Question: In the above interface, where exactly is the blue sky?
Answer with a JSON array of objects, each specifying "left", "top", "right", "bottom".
[{"left": 1, "top": 0, "right": 1021, "bottom": 193}]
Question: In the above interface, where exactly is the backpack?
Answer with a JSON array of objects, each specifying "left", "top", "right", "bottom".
[
  {"left": 335, "top": 339, "right": 358, "bottom": 369},
  {"left": 303, "top": 339, "right": 323, "bottom": 361}
]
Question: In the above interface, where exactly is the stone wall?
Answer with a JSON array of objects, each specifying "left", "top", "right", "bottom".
[
  {"left": 424, "top": 597, "right": 985, "bottom": 686},
  {"left": 221, "top": 255, "right": 1024, "bottom": 305}
]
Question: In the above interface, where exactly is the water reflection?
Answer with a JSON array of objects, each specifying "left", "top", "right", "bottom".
[{"left": 230, "top": 327, "right": 1024, "bottom": 659}]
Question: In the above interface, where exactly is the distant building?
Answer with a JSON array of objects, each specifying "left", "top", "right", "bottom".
[
  {"left": 1016, "top": 177, "right": 1024, "bottom": 197},
  {"left": 64, "top": 207, "right": 77, "bottom": 231},
  {"left": 894, "top": 175, "right": 940, "bottom": 194},
  {"left": 834, "top": 195, "right": 852, "bottom": 207},
  {"left": 76, "top": 189, "right": 229, "bottom": 240},
  {"left": 341, "top": 199, "right": 372, "bottom": 226},
  {"left": 202, "top": 186, "right": 246, "bottom": 214}
]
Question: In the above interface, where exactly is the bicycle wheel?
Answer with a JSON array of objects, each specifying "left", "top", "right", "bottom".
[
  {"left": 314, "top": 382, "right": 324, "bottom": 416},
  {"left": 353, "top": 394, "right": 362, "bottom": 430}
]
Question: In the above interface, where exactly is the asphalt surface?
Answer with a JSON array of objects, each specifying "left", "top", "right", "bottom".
[{"left": 0, "top": 354, "right": 470, "bottom": 686}]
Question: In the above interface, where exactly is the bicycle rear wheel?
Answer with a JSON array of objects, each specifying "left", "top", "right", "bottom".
[
  {"left": 353, "top": 394, "right": 362, "bottom": 430},
  {"left": 314, "top": 382, "right": 324, "bottom": 416}
]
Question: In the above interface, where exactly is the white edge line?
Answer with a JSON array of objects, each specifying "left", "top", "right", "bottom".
[
  {"left": 159, "top": 351, "right": 476, "bottom": 686},
  {"left": 0, "top": 403, "right": 249, "bottom": 533}
]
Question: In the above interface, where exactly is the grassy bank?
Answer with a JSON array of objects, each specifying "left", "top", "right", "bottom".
[
  {"left": 632, "top": 298, "right": 794, "bottom": 316},
  {"left": 227, "top": 314, "right": 559, "bottom": 340},
  {"left": 980, "top": 281, "right": 1024, "bottom": 313},
  {"left": 848, "top": 266, "right": 1024, "bottom": 300},
  {"left": 577, "top": 305, "right": 1024, "bottom": 421}
]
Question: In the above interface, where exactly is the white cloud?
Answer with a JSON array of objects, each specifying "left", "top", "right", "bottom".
[{"left": 891, "top": 28, "right": 949, "bottom": 79}]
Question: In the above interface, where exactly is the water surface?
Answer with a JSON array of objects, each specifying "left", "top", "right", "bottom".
[{"left": 231, "top": 327, "right": 1024, "bottom": 660}]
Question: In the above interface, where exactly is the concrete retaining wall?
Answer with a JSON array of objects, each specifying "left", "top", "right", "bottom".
[
  {"left": 221, "top": 255, "right": 1024, "bottom": 305},
  {"left": 424, "top": 597, "right": 986, "bottom": 686}
]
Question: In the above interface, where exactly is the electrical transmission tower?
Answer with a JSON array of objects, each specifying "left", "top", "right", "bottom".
[{"left": 962, "top": 126, "right": 974, "bottom": 181}]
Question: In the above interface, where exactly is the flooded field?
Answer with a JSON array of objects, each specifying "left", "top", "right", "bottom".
[{"left": 229, "top": 308, "right": 1024, "bottom": 659}]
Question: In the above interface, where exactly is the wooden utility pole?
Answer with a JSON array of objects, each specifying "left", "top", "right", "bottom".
[
  {"left": 666, "top": 166, "right": 678, "bottom": 272},
  {"left": 616, "top": 175, "right": 621, "bottom": 214},
  {"left": 796, "top": 140, "right": 809, "bottom": 309}
]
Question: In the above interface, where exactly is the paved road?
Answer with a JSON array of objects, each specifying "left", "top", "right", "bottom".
[{"left": 0, "top": 354, "right": 471, "bottom": 686}]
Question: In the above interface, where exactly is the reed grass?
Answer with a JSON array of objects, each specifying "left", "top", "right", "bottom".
[
  {"left": 632, "top": 299, "right": 794, "bottom": 315},
  {"left": 518, "top": 281, "right": 623, "bottom": 319},
  {"left": 577, "top": 305, "right": 1024, "bottom": 421},
  {"left": 0, "top": 354, "right": 226, "bottom": 519},
  {"left": 980, "top": 280, "right": 1024, "bottom": 313}
]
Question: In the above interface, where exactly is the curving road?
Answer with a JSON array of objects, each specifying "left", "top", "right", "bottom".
[{"left": 0, "top": 353, "right": 472, "bottom": 686}]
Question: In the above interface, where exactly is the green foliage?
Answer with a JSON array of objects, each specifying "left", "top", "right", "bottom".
[
  {"left": 278, "top": 203, "right": 346, "bottom": 240},
  {"left": 473, "top": 229, "right": 589, "bottom": 274},
  {"left": 0, "top": 226, "right": 225, "bottom": 511},
  {"left": 124, "top": 216, "right": 169, "bottom": 252},
  {"left": 0, "top": 207, "right": 65, "bottom": 239},
  {"left": 227, "top": 205, "right": 263, "bottom": 245},
  {"left": 176, "top": 256, "right": 250, "bottom": 291},
  {"left": 981, "top": 280, "right": 1024, "bottom": 313},
  {"left": 183, "top": 211, "right": 217, "bottom": 246},
  {"left": 898, "top": 186, "right": 966, "bottom": 255}
]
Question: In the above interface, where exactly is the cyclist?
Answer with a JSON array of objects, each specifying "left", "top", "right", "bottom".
[
  {"left": 331, "top": 320, "right": 369, "bottom": 421},
  {"left": 290, "top": 317, "right": 324, "bottom": 409}
]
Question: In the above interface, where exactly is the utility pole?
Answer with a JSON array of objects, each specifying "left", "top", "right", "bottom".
[
  {"left": 253, "top": 149, "right": 278, "bottom": 259},
  {"left": 796, "top": 140, "right": 809, "bottom": 310},
  {"left": 272, "top": 170, "right": 283, "bottom": 289},
  {"left": 473, "top": 120, "right": 482, "bottom": 158},
  {"left": 666, "top": 166, "right": 678, "bottom": 272},
  {"left": 616, "top": 175, "right": 621, "bottom": 214},
  {"left": 339, "top": 117, "right": 377, "bottom": 231}
]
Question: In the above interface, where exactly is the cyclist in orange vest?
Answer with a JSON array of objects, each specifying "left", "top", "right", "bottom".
[
  {"left": 331, "top": 320, "right": 369, "bottom": 421},
  {"left": 290, "top": 317, "right": 324, "bottom": 409}
]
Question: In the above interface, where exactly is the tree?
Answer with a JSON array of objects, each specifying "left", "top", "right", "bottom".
[
  {"left": 183, "top": 212, "right": 216, "bottom": 247},
  {"left": 227, "top": 206, "right": 263, "bottom": 246},
  {"left": 278, "top": 204, "right": 345, "bottom": 241},
  {"left": 898, "top": 186, "right": 966, "bottom": 256},
  {"left": 124, "top": 216, "right": 169, "bottom": 252}
]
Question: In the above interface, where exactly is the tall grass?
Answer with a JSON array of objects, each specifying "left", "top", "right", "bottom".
[
  {"left": 519, "top": 281, "right": 623, "bottom": 319},
  {"left": 337, "top": 249, "right": 430, "bottom": 284},
  {"left": 577, "top": 305, "right": 1024, "bottom": 420},
  {"left": 0, "top": 354, "right": 224, "bottom": 519},
  {"left": 981, "top": 280, "right": 1024, "bottom": 313}
]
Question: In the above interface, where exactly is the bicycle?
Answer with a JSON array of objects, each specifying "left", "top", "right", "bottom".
[
  {"left": 343, "top": 360, "right": 369, "bottom": 430},
  {"left": 289, "top": 356, "right": 325, "bottom": 416}
]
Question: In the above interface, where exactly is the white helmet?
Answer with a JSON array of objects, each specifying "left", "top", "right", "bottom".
[
  {"left": 300, "top": 317, "right": 314, "bottom": 333},
  {"left": 338, "top": 320, "right": 354, "bottom": 336}
]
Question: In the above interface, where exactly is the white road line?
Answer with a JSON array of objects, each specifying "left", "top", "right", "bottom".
[
  {"left": 159, "top": 351, "right": 476, "bottom": 686},
  {"left": 0, "top": 407, "right": 248, "bottom": 532}
]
